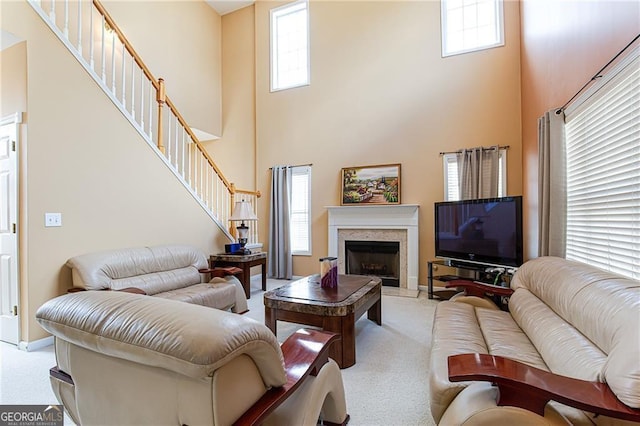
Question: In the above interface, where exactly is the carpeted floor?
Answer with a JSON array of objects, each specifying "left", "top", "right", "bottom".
[{"left": 0, "top": 276, "right": 438, "bottom": 425}]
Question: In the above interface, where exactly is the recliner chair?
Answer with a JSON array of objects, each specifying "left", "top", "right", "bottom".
[{"left": 36, "top": 291, "right": 349, "bottom": 426}]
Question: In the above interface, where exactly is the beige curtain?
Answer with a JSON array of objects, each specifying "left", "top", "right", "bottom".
[
  {"left": 268, "top": 165, "right": 293, "bottom": 279},
  {"left": 457, "top": 146, "right": 500, "bottom": 200},
  {"left": 538, "top": 109, "right": 566, "bottom": 257}
]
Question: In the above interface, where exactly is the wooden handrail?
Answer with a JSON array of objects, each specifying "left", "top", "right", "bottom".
[
  {"left": 448, "top": 353, "right": 640, "bottom": 422},
  {"left": 92, "top": 0, "right": 158, "bottom": 90}
]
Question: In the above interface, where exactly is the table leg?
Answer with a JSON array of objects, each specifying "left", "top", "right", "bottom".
[
  {"left": 367, "top": 298, "right": 382, "bottom": 326},
  {"left": 241, "top": 264, "right": 251, "bottom": 299},
  {"left": 265, "top": 307, "right": 277, "bottom": 336},
  {"left": 261, "top": 260, "right": 267, "bottom": 291}
]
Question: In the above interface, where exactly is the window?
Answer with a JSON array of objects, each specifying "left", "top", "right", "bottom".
[
  {"left": 290, "top": 165, "right": 312, "bottom": 255},
  {"left": 443, "top": 149, "right": 506, "bottom": 201},
  {"left": 270, "top": 1, "right": 309, "bottom": 92},
  {"left": 441, "top": 0, "right": 504, "bottom": 57},
  {"left": 564, "top": 53, "right": 639, "bottom": 280}
]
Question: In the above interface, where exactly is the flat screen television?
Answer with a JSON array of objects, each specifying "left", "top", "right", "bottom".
[{"left": 434, "top": 196, "right": 523, "bottom": 268}]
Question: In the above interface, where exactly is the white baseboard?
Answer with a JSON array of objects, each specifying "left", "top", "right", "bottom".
[{"left": 18, "top": 336, "right": 54, "bottom": 352}]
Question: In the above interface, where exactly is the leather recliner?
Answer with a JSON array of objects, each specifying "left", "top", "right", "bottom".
[{"left": 36, "top": 291, "right": 349, "bottom": 426}]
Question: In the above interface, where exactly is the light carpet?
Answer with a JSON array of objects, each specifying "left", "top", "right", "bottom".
[{"left": 0, "top": 277, "right": 438, "bottom": 426}]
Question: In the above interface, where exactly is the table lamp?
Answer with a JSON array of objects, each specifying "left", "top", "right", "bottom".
[{"left": 229, "top": 201, "right": 258, "bottom": 254}]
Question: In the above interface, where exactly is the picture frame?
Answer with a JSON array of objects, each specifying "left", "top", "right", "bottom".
[{"left": 341, "top": 164, "right": 401, "bottom": 205}]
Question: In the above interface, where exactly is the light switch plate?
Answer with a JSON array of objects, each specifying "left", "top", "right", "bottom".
[{"left": 45, "top": 213, "right": 62, "bottom": 227}]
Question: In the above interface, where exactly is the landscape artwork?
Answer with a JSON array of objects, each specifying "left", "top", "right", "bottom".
[{"left": 341, "top": 164, "right": 401, "bottom": 205}]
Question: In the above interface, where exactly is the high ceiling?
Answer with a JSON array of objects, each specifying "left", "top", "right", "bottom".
[{"left": 206, "top": 0, "right": 255, "bottom": 16}]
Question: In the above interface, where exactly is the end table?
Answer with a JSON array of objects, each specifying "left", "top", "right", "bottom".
[{"left": 209, "top": 252, "right": 267, "bottom": 299}]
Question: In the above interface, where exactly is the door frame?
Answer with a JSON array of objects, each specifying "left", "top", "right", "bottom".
[{"left": 1, "top": 112, "right": 22, "bottom": 345}]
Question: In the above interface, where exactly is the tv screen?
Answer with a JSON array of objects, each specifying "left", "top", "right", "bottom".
[{"left": 434, "top": 196, "right": 523, "bottom": 268}]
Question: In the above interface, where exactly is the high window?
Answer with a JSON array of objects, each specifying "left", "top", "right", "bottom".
[
  {"left": 564, "top": 53, "right": 639, "bottom": 279},
  {"left": 290, "top": 165, "right": 312, "bottom": 255},
  {"left": 270, "top": 1, "right": 310, "bottom": 92},
  {"left": 443, "top": 149, "right": 506, "bottom": 201},
  {"left": 441, "top": 0, "right": 504, "bottom": 57}
]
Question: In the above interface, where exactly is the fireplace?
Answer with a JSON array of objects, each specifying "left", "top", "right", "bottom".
[
  {"left": 345, "top": 240, "right": 400, "bottom": 287},
  {"left": 327, "top": 204, "right": 419, "bottom": 291}
]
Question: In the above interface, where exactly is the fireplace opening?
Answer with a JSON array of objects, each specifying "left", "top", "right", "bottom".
[{"left": 345, "top": 240, "right": 400, "bottom": 287}]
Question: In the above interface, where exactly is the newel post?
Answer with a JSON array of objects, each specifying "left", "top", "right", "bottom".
[{"left": 156, "top": 78, "right": 166, "bottom": 154}]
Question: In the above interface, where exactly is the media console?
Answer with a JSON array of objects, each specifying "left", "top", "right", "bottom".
[{"left": 427, "top": 259, "right": 515, "bottom": 300}]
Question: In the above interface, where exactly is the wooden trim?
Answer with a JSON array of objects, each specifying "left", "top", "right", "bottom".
[
  {"left": 445, "top": 279, "right": 514, "bottom": 297},
  {"left": 233, "top": 329, "right": 345, "bottom": 426},
  {"left": 448, "top": 353, "right": 640, "bottom": 422},
  {"left": 199, "top": 267, "right": 243, "bottom": 278}
]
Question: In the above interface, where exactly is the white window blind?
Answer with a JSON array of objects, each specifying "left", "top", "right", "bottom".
[
  {"left": 564, "top": 53, "right": 639, "bottom": 280},
  {"left": 441, "top": 0, "right": 504, "bottom": 57},
  {"left": 270, "top": 1, "right": 309, "bottom": 92},
  {"left": 290, "top": 165, "right": 311, "bottom": 255},
  {"left": 443, "top": 150, "right": 506, "bottom": 201}
]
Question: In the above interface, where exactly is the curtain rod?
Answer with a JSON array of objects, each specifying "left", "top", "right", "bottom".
[
  {"left": 439, "top": 145, "right": 510, "bottom": 156},
  {"left": 556, "top": 33, "right": 640, "bottom": 114},
  {"left": 269, "top": 163, "right": 313, "bottom": 170}
]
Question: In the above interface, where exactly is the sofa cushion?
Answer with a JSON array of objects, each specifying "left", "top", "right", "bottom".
[
  {"left": 512, "top": 257, "right": 640, "bottom": 408},
  {"left": 36, "top": 291, "right": 286, "bottom": 386},
  {"left": 66, "top": 245, "right": 207, "bottom": 293},
  {"left": 154, "top": 282, "right": 236, "bottom": 311}
]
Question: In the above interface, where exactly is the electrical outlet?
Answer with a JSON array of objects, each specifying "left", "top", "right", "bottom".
[{"left": 45, "top": 213, "right": 62, "bottom": 227}]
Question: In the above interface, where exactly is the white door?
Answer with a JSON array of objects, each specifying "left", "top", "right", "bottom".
[{"left": 0, "top": 113, "right": 21, "bottom": 345}]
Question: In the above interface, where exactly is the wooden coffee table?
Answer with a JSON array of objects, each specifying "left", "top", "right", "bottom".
[{"left": 264, "top": 274, "right": 382, "bottom": 368}]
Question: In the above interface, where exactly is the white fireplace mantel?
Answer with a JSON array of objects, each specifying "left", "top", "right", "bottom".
[{"left": 327, "top": 204, "right": 419, "bottom": 290}]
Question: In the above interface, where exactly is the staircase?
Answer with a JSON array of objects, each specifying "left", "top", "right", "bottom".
[{"left": 27, "top": 0, "right": 259, "bottom": 244}]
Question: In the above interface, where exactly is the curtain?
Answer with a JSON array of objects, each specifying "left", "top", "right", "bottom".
[
  {"left": 457, "top": 146, "right": 500, "bottom": 200},
  {"left": 268, "top": 165, "right": 293, "bottom": 279},
  {"left": 537, "top": 109, "right": 566, "bottom": 257}
]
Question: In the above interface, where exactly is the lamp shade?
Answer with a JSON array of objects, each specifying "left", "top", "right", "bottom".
[{"left": 229, "top": 201, "right": 258, "bottom": 221}]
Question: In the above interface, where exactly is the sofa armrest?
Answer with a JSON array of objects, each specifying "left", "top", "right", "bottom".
[
  {"left": 199, "top": 267, "right": 243, "bottom": 279},
  {"left": 233, "top": 329, "right": 347, "bottom": 426},
  {"left": 445, "top": 279, "right": 514, "bottom": 298},
  {"left": 448, "top": 353, "right": 640, "bottom": 422}
]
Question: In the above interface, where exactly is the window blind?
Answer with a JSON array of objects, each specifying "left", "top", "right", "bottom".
[
  {"left": 564, "top": 53, "right": 639, "bottom": 279},
  {"left": 290, "top": 166, "right": 311, "bottom": 254}
]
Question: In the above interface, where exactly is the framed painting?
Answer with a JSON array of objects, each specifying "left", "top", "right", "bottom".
[{"left": 341, "top": 164, "right": 401, "bottom": 205}]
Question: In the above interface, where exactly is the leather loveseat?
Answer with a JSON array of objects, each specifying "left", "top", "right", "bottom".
[
  {"left": 429, "top": 256, "right": 640, "bottom": 425},
  {"left": 36, "top": 291, "right": 349, "bottom": 426},
  {"left": 65, "top": 244, "right": 248, "bottom": 313}
]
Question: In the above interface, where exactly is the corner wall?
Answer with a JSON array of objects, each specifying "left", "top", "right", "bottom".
[{"left": 519, "top": 0, "right": 640, "bottom": 259}]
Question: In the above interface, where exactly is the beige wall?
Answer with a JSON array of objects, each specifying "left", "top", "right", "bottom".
[
  {"left": 102, "top": 1, "right": 223, "bottom": 137},
  {"left": 1, "top": 1, "right": 230, "bottom": 343},
  {"left": 215, "top": 6, "right": 256, "bottom": 191},
  {"left": 0, "top": 42, "right": 27, "bottom": 116},
  {"left": 519, "top": 0, "right": 640, "bottom": 258},
  {"left": 246, "top": 0, "right": 522, "bottom": 284}
]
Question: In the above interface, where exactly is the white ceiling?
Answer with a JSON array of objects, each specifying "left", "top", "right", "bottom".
[
  {"left": 1, "top": 30, "right": 24, "bottom": 51},
  {"left": 206, "top": 0, "right": 255, "bottom": 16}
]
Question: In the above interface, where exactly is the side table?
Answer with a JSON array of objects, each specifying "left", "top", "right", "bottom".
[{"left": 209, "top": 252, "right": 267, "bottom": 299}]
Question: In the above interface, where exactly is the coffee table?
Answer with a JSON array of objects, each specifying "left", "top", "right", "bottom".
[{"left": 264, "top": 274, "right": 382, "bottom": 368}]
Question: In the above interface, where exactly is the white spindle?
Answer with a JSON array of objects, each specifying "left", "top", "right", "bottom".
[
  {"left": 131, "top": 59, "right": 136, "bottom": 119},
  {"left": 77, "top": 0, "right": 82, "bottom": 55},
  {"left": 63, "top": 0, "right": 69, "bottom": 37},
  {"left": 121, "top": 43, "right": 126, "bottom": 105},
  {"left": 100, "top": 15, "right": 106, "bottom": 82},
  {"left": 111, "top": 31, "right": 116, "bottom": 93},
  {"left": 89, "top": 4, "right": 94, "bottom": 69},
  {"left": 49, "top": 0, "right": 56, "bottom": 21},
  {"left": 167, "top": 114, "right": 172, "bottom": 163},
  {"left": 148, "top": 85, "right": 153, "bottom": 139},
  {"left": 140, "top": 73, "right": 145, "bottom": 130},
  {"left": 181, "top": 127, "right": 186, "bottom": 179}
]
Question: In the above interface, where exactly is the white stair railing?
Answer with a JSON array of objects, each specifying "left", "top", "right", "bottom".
[{"left": 28, "top": 0, "right": 260, "bottom": 244}]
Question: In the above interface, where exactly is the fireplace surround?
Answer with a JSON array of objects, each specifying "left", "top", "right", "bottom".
[{"left": 327, "top": 205, "right": 419, "bottom": 291}]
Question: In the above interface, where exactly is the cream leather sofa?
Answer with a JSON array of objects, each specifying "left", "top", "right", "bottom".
[
  {"left": 429, "top": 256, "right": 640, "bottom": 425},
  {"left": 36, "top": 291, "right": 349, "bottom": 426},
  {"left": 66, "top": 244, "right": 248, "bottom": 314}
]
